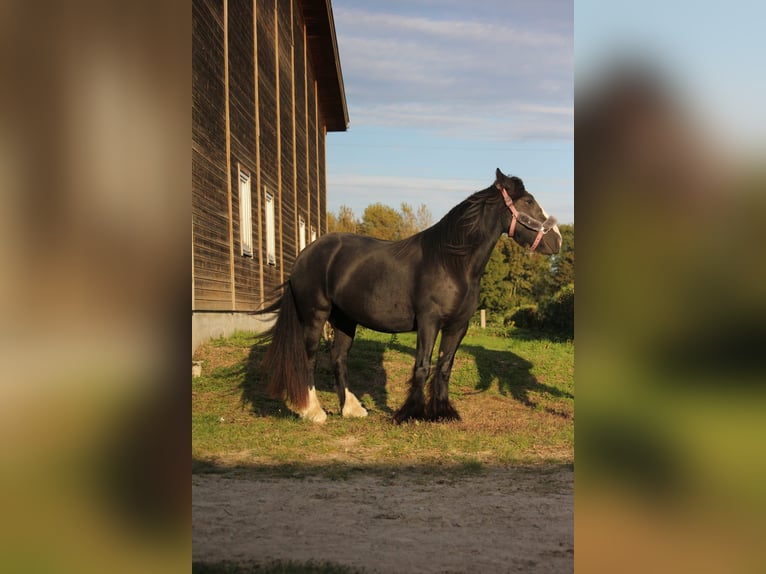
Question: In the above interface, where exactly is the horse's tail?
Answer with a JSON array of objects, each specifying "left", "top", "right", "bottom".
[{"left": 259, "top": 281, "right": 309, "bottom": 410}]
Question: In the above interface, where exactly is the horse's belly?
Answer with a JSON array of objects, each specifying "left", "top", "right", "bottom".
[
  {"left": 336, "top": 287, "right": 415, "bottom": 333},
  {"left": 360, "top": 306, "right": 415, "bottom": 333}
]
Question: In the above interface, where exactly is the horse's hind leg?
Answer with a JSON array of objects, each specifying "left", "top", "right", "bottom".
[
  {"left": 331, "top": 313, "right": 367, "bottom": 418},
  {"left": 299, "top": 311, "right": 330, "bottom": 423}
]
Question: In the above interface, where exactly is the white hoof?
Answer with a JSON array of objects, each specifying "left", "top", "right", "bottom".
[
  {"left": 342, "top": 389, "right": 369, "bottom": 418},
  {"left": 302, "top": 406, "right": 327, "bottom": 423},
  {"left": 298, "top": 386, "right": 327, "bottom": 423}
]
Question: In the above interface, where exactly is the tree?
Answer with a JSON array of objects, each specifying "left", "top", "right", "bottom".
[
  {"left": 400, "top": 203, "right": 419, "bottom": 239},
  {"left": 327, "top": 203, "right": 434, "bottom": 240},
  {"left": 327, "top": 205, "right": 357, "bottom": 233},
  {"left": 398, "top": 202, "right": 433, "bottom": 238},
  {"left": 326, "top": 211, "right": 337, "bottom": 232},
  {"left": 479, "top": 224, "right": 575, "bottom": 318},
  {"left": 416, "top": 203, "right": 433, "bottom": 231},
  {"left": 479, "top": 239, "right": 515, "bottom": 318},
  {"left": 550, "top": 224, "right": 574, "bottom": 292},
  {"left": 358, "top": 203, "right": 402, "bottom": 240}
]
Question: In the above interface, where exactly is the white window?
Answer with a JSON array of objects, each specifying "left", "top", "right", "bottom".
[
  {"left": 239, "top": 170, "right": 253, "bottom": 257},
  {"left": 265, "top": 189, "right": 276, "bottom": 266},
  {"left": 310, "top": 226, "right": 317, "bottom": 243},
  {"left": 299, "top": 217, "right": 306, "bottom": 251}
]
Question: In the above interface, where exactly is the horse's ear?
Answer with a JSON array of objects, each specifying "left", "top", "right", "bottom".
[
  {"left": 495, "top": 169, "right": 525, "bottom": 199},
  {"left": 494, "top": 168, "right": 506, "bottom": 190}
]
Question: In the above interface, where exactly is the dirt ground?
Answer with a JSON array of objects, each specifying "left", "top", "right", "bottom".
[{"left": 192, "top": 465, "right": 573, "bottom": 573}]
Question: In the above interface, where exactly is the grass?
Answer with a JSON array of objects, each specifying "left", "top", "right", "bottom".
[{"left": 192, "top": 327, "right": 573, "bottom": 474}]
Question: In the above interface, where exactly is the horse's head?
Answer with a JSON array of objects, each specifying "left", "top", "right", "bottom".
[{"left": 494, "top": 168, "right": 562, "bottom": 255}]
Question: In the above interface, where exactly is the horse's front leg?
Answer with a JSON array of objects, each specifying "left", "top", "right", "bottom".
[
  {"left": 393, "top": 320, "right": 438, "bottom": 423},
  {"left": 427, "top": 323, "right": 468, "bottom": 421}
]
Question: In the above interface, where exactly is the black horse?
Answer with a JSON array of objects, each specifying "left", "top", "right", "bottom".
[{"left": 259, "top": 168, "right": 561, "bottom": 423}]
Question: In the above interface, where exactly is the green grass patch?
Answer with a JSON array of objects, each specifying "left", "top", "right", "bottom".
[{"left": 192, "top": 327, "right": 573, "bottom": 473}]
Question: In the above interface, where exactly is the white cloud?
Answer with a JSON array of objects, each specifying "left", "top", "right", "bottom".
[
  {"left": 334, "top": 5, "right": 573, "bottom": 141},
  {"left": 336, "top": 8, "right": 568, "bottom": 48},
  {"left": 327, "top": 2, "right": 574, "bottom": 224},
  {"left": 348, "top": 101, "right": 573, "bottom": 141}
]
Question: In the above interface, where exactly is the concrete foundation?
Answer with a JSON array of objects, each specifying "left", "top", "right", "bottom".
[{"left": 192, "top": 311, "right": 276, "bottom": 354}]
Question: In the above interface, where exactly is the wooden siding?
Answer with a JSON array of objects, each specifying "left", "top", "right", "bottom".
[
  {"left": 192, "top": 0, "right": 230, "bottom": 310},
  {"left": 295, "top": 17, "right": 308, "bottom": 249},
  {"left": 256, "top": 0, "right": 280, "bottom": 298},
  {"left": 227, "top": 0, "right": 259, "bottom": 309},
  {"left": 307, "top": 64, "right": 319, "bottom": 238},
  {"left": 278, "top": 0, "right": 296, "bottom": 272},
  {"left": 193, "top": 0, "right": 341, "bottom": 312}
]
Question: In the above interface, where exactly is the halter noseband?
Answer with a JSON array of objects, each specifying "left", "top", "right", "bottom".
[{"left": 499, "top": 187, "right": 557, "bottom": 252}]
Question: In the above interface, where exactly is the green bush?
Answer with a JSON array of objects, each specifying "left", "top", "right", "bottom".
[
  {"left": 538, "top": 283, "right": 574, "bottom": 340},
  {"left": 508, "top": 305, "right": 539, "bottom": 330}
]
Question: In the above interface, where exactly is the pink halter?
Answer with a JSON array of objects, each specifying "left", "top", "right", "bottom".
[{"left": 499, "top": 187, "right": 550, "bottom": 253}]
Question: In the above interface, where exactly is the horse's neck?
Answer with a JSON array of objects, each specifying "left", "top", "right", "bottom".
[
  {"left": 466, "top": 195, "right": 505, "bottom": 280},
  {"left": 466, "top": 229, "right": 503, "bottom": 280}
]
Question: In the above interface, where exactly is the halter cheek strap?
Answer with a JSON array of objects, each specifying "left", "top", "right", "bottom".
[
  {"left": 499, "top": 187, "right": 519, "bottom": 237},
  {"left": 499, "top": 186, "right": 547, "bottom": 253}
]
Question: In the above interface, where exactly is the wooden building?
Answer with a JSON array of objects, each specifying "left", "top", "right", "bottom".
[{"left": 192, "top": 0, "right": 348, "bottom": 349}]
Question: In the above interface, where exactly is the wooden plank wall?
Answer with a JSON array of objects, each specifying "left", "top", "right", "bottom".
[
  {"left": 227, "top": 0, "right": 259, "bottom": 309},
  {"left": 192, "top": 0, "right": 231, "bottom": 310},
  {"left": 278, "top": 0, "right": 296, "bottom": 272},
  {"left": 192, "top": 0, "right": 330, "bottom": 311},
  {"left": 293, "top": 9, "right": 307, "bottom": 254},
  {"left": 306, "top": 56, "right": 319, "bottom": 238},
  {"left": 256, "top": 0, "right": 280, "bottom": 299}
]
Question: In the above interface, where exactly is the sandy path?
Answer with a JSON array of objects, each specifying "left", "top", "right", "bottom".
[{"left": 192, "top": 466, "right": 573, "bottom": 573}]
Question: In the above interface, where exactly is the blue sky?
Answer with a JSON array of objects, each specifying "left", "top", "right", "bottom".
[{"left": 325, "top": 0, "right": 574, "bottom": 224}]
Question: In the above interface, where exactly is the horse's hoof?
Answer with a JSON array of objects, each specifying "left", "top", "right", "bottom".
[
  {"left": 342, "top": 404, "right": 368, "bottom": 418},
  {"left": 426, "top": 401, "right": 462, "bottom": 422},
  {"left": 392, "top": 406, "right": 426, "bottom": 424},
  {"left": 301, "top": 407, "right": 327, "bottom": 423},
  {"left": 392, "top": 412, "right": 408, "bottom": 425},
  {"left": 341, "top": 390, "right": 368, "bottom": 418}
]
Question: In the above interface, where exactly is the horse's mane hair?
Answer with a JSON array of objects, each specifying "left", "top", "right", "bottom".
[{"left": 392, "top": 185, "right": 505, "bottom": 272}]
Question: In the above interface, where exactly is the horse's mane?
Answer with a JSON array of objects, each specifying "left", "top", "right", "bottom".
[{"left": 393, "top": 185, "right": 505, "bottom": 273}]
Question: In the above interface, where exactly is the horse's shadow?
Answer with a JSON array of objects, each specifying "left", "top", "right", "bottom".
[
  {"left": 240, "top": 336, "right": 392, "bottom": 417},
  {"left": 240, "top": 343, "right": 295, "bottom": 418},
  {"left": 386, "top": 341, "right": 572, "bottom": 415},
  {"left": 460, "top": 344, "right": 573, "bottom": 414}
]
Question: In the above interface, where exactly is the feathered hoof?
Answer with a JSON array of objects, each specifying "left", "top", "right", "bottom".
[
  {"left": 300, "top": 406, "right": 327, "bottom": 423},
  {"left": 392, "top": 403, "right": 427, "bottom": 424},
  {"left": 427, "top": 400, "right": 461, "bottom": 422},
  {"left": 297, "top": 386, "right": 327, "bottom": 423},
  {"left": 342, "top": 403, "right": 368, "bottom": 418},
  {"left": 341, "top": 390, "right": 369, "bottom": 418}
]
